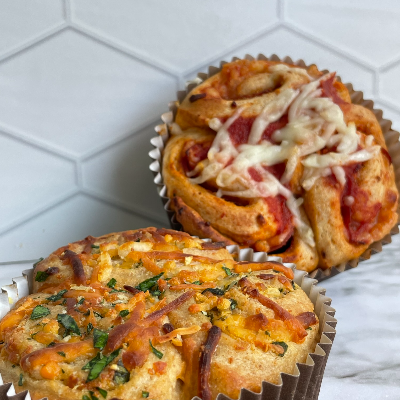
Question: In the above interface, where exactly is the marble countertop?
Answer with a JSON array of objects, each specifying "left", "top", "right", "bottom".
[{"left": 1, "top": 237, "right": 399, "bottom": 400}]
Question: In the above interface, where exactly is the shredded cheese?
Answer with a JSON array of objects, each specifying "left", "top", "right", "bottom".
[{"left": 188, "top": 68, "right": 380, "bottom": 247}]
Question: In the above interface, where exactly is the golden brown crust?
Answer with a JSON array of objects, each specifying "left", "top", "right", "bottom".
[
  {"left": 0, "top": 228, "right": 319, "bottom": 400},
  {"left": 162, "top": 59, "right": 399, "bottom": 272}
]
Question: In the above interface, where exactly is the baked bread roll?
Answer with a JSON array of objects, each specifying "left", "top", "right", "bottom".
[
  {"left": 0, "top": 228, "right": 319, "bottom": 400},
  {"left": 162, "top": 59, "right": 399, "bottom": 271}
]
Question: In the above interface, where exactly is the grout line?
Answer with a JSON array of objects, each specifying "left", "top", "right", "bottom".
[
  {"left": 75, "top": 160, "right": 83, "bottom": 187},
  {"left": 281, "top": 22, "right": 377, "bottom": 72},
  {"left": 0, "top": 190, "right": 80, "bottom": 237},
  {"left": 63, "top": 0, "right": 72, "bottom": 23},
  {"left": 70, "top": 23, "right": 180, "bottom": 78},
  {"left": 378, "top": 55, "right": 400, "bottom": 73},
  {"left": 374, "top": 97, "right": 400, "bottom": 114},
  {"left": 82, "top": 189, "right": 168, "bottom": 226},
  {"left": 0, "top": 123, "right": 77, "bottom": 161},
  {"left": 278, "top": 0, "right": 285, "bottom": 21},
  {"left": 182, "top": 22, "right": 281, "bottom": 77},
  {"left": 0, "top": 260, "right": 38, "bottom": 266},
  {"left": 79, "top": 117, "right": 162, "bottom": 162},
  {"left": 0, "top": 23, "right": 68, "bottom": 64}
]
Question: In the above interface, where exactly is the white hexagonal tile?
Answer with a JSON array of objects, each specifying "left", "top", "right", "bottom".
[
  {"left": 0, "top": 194, "right": 160, "bottom": 262},
  {"left": 190, "top": 27, "right": 374, "bottom": 99},
  {"left": 0, "top": 0, "right": 64, "bottom": 56},
  {"left": 380, "top": 64, "right": 400, "bottom": 109},
  {"left": 0, "top": 133, "right": 76, "bottom": 232},
  {"left": 285, "top": 0, "right": 400, "bottom": 68},
  {"left": 71, "top": 0, "right": 279, "bottom": 73},
  {"left": 82, "top": 124, "right": 169, "bottom": 224},
  {"left": 0, "top": 29, "right": 177, "bottom": 158}
]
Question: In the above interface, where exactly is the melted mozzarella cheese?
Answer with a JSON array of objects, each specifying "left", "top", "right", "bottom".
[{"left": 188, "top": 68, "right": 380, "bottom": 247}]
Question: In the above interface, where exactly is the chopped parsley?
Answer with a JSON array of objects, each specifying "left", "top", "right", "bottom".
[
  {"left": 77, "top": 297, "right": 85, "bottom": 306},
  {"left": 222, "top": 266, "right": 232, "bottom": 276},
  {"left": 229, "top": 299, "right": 238, "bottom": 310},
  {"left": 89, "top": 391, "right": 99, "bottom": 400},
  {"left": 265, "top": 331, "right": 270, "bottom": 336},
  {"left": 82, "top": 396, "right": 91, "bottom": 400},
  {"left": 149, "top": 284, "right": 161, "bottom": 297},
  {"left": 192, "top": 281, "right": 202, "bottom": 285},
  {"left": 96, "top": 387, "right": 108, "bottom": 399},
  {"left": 35, "top": 270, "right": 49, "bottom": 282},
  {"left": 272, "top": 341, "right": 288, "bottom": 357},
  {"left": 201, "top": 288, "right": 224, "bottom": 296},
  {"left": 93, "top": 328, "right": 108, "bottom": 350},
  {"left": 46, "top": 289, "right": 68, "bottom": 302},
  {"left": 94, "top": 311, "right": 103, "bottom": 318},
  {"left": 119, "top": 310, "right": 129, "bottom": 318},
  {"left": 82, "top": 349, "right": 120, "bottom": 382},
  {"left": 91, "top": 244, "right": 100, "bottom": 249},
  {"left": 47, "top": 342, "right": 56, "bottom": 347},
  {"left": 30, "top": 305, "right": 50, "bottom": 320},
  {"left": 87, "top": 323, "right": 94, "bottom": 334},
  {"left": 57, "top": 314, "right": 81, "bottom": 336},
  {"left": 134, "top": 259, "right": 144, "bottom": 268},
  {"left": 107, "top": 278, "right": 117, "bottom": 289},
  {"left": 57, "top": 351, "right": 66, "bottom": 357},
  {"left": 291, "top": 281, "right": 296, "bottom": 290},
  {"left": 18, "top": 373, "right": 23, "bottom": 386},
  {"left": 149, "top": 339, "right": 163, "bottom": 359},
  {"left": 142, "top": 391, "right": 150, "bottom": 398},
  {"left": 113, "top": 359, "right": 130, "bottom": 385},
  {"left": 136, "top": 272, "right": 164, "bottom": 292},
  {"left": 306, "top": 327, "right": 312, "bottom": 330}
]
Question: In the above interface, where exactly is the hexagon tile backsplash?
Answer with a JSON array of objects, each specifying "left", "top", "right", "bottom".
[{"left": 2, "top": 0, "right": 400, "bottom": 262}]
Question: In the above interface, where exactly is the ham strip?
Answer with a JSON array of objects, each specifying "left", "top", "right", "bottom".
[
  {"left": 296, "top": 311, "right": 318, "bottom": 328},
  {"left": 234, "top": 261, "right": 294, "bottom": 279},
  {"left": 198, "top": 325, "right": 221, "bottom": 400},
  {"left": 63, "top": 250, "right": 86, "bottom": 285},
  {"left": 239, "top": 278, "right": 307, "bottom": 342}
]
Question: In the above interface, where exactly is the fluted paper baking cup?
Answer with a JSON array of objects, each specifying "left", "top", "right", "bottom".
[
  {"left": 0, "top": 248, "right": 336, "bottom": 400},
  {"left": 149, "top": 53, "right": 400, "bottom": 282}
]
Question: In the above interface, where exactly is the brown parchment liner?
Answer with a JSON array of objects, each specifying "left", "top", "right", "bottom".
[
  {"left": 0, "top": 248, "right": 336, "bottom": 400},
  {"left": 149, "top": 53, "right": 400, "bottom": 282}
]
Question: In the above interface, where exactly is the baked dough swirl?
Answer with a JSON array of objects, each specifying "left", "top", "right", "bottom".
[{"left": 163, "top": 59, "right": 399, "bottom": 271}]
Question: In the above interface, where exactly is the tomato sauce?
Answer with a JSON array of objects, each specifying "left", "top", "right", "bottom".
[
  {"left": 183, "top": 141, "right": 212, "bottom": 172},
  {"left": 340, "top": 164, "right": 382, "bottom": 244}
]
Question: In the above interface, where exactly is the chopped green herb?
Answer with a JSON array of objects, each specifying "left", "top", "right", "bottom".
[
  {"left": 136, "top": 273, "right": 164, "bottom": 292},
  {"left": 89, "top": 391, "right": 99, "bottom": 400},
  {"left": 272, "top": 341, "right": 288, "bottom": 357},
  {"left": 135, "top": 238, "right": 141, "bottom": 242},
  {"left": 134, "top": 259, "right": 143, "bottom": 268},
  {"left": 222, "top": 266, "right": 232, "bottom": 276},
  {"left": 142, "top": 391, "right": 150, "bottom": 398},
  {"left": 57, "top": 351, "right": 66, "bottom": 357},
  {"left": 306, "top": 327, "right": 312, "bottom": 331},
  {"left": 82, "top": 396, "right": 91, "bottom": 400},
  {"left": 57, "top": 314, "right": 81, "bottom": 336},
  {"left": 201, "top": 288, "right": 224, "bottom": 296},
  {"left": 107, "top": 278, "right": 117, "bottom": 289},
  {"left": 33, "top": 258, "right": 44, "bottom": 268},
  {"left": 291, "top": 281, "right": 296, "bottom": 290},
  {"left": 77, "top": 297, "right": 85, "bottom": 306},
  {"left": 192, "top": 281, "right": 201, "bottom": 285},
  {"left": 91, "top": 244, "right": 100, "bottom": 249},
  {"left": 46, "top": 289, "right": 68, "bottom": 302},
  {"left": 27, "top": 338, "right": 32, "bottom": 340},
  {"left": 149, "top": 284, "right": 161, "bottom": 297},
  {"left": 229, "top": 299, "right": 238, "bottom": 310},
  {"left": 113, "top": 360, "right": 130, "bottom": 385},
  {"left": 30, "top": 305, "right": 50, "bottom": 320},
  {"left": 265, "top": 331, "right": 270, "bottom": 336},
  {"left": 87, "top": 323, "right": 94, "bottom": 334},
  {"left": 62, "top": 369, "right": 65, "bottom": 373},
  {"left": 83, "top": 349, "right": 120, "bottom": 382},
  {"left": 93, "top": 328, "right": 108, "bottom": 350},
  {"left": 47, "top": 342, "right": 56, "bottom": 347},
  {"left": 83, "top": 310, "right": 90, "bottom": 316},
  {"left": 35, "top": 270, "right": 49, "bottom": 282},
  {"left": 94, "top": 311, "right": 103, "bottom": 318},
  {"left": 149, "top": 339, "right": 163, "bottom": 359},
  {"left": 119, "top": 310, "right": 129, "bottom": 318},
  {"left": 224, "top": 280, "right": 238, "bottom": 292},
  {"left": 272, "top": 269, "right": 280, "bottom": 274},
  {"left": 18, "top": 373, "right": 23, "bottom": 386},
  {"left": 278, "top": 288, "right": 284, "bottom": 293},
  {"left": 96, "top": 387, "right": 107, "bottom": 399},
  {"left": 62, "top": 298, "right": 67, "bottom": 305}
]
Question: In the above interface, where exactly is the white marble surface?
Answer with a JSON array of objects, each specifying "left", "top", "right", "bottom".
[{"left": 1, "top": 236, "right": 399, "bottom": 399}]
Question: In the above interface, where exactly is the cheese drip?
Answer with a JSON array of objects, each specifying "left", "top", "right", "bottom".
[{"left": 188, "top": 70, "right": 380, "bottom": 247}]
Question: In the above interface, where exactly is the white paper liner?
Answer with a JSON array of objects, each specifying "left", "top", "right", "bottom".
[
  {"left": 0, "top": 248, "right": 336, "bottom": 400},
  {"left": 149, "top": 53, "right": 400, "bottom": 282}
]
